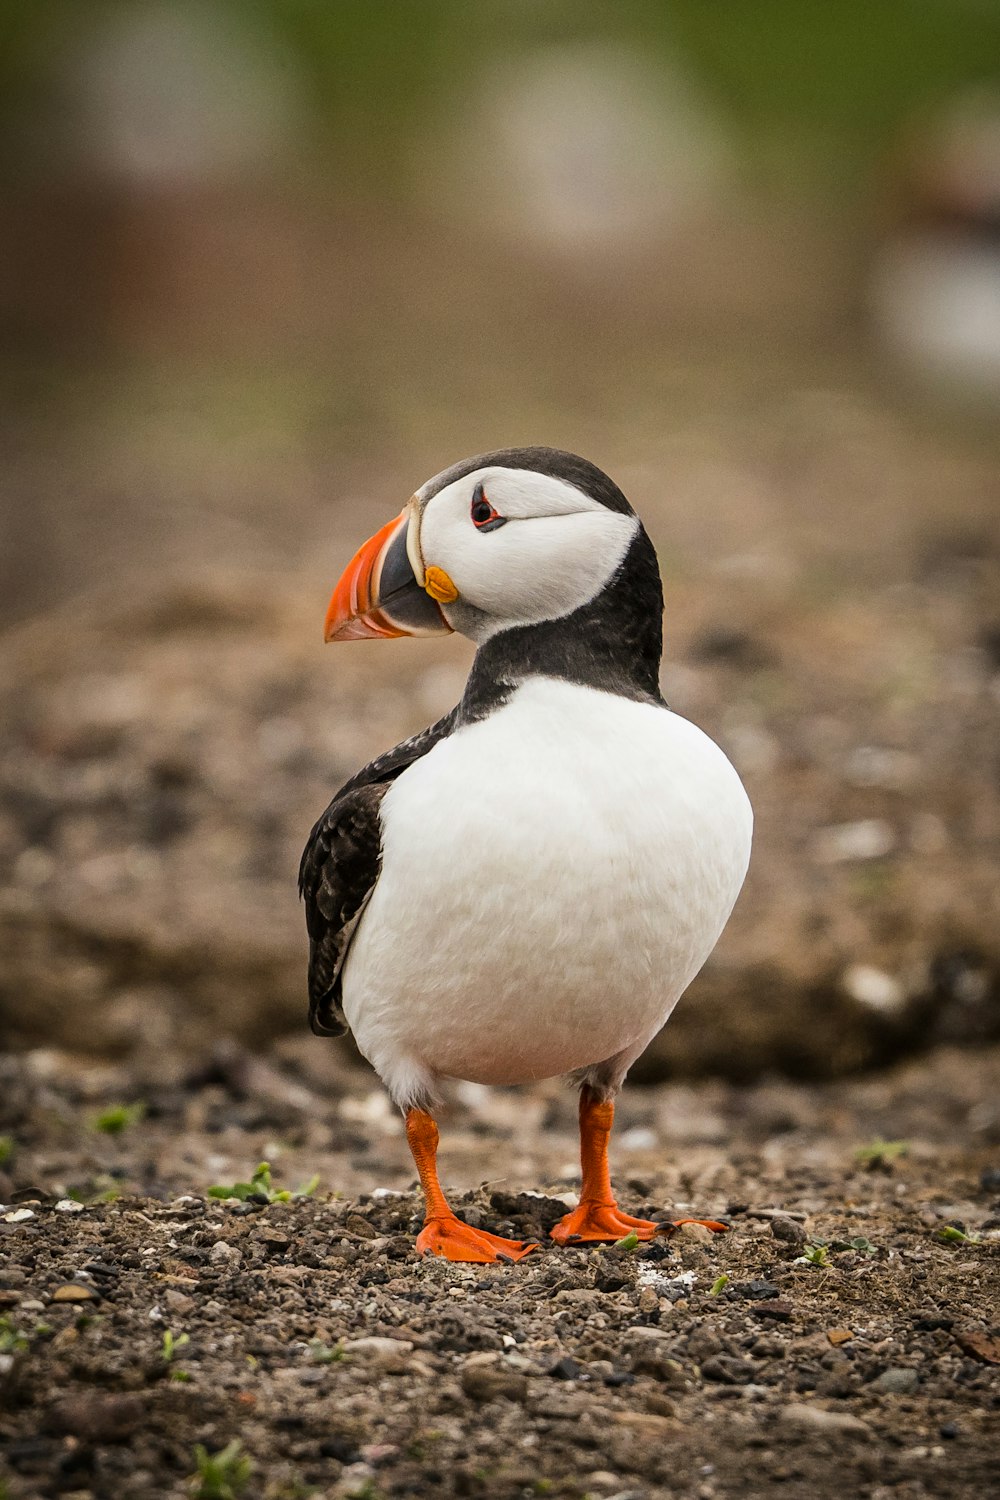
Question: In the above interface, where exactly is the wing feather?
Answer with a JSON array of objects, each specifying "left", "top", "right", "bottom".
[{"left": 299, "top": 709, "right": 458, "bottom": 1036}]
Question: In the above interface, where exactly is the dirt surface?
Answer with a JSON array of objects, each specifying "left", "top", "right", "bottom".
[{"left": 2, "top": 1041, "right": 998, "bottom": 1499}]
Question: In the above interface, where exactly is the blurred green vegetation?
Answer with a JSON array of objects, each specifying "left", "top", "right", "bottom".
[{"left": 1, "top": 0, "right": 998, "bottom": 188}]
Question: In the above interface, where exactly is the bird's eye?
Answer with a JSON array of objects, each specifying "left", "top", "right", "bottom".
[{"left": 470, "top": 483, "right": 506, "bottom": 532}]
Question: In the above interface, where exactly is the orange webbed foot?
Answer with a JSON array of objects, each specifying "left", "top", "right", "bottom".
[
  {"left": 550, "top": 1201, "right": 662, "bottom": 1245},
  {"left": 416, "top": 1214, "right": 539, "bottom": 1264}
]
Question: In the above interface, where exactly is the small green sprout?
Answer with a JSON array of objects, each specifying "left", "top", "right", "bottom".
[
  {"left": 190, "top": 1439, "right": 252, "bottom": 1500},
  {"left": 207, "top": 1161, "right": 318, "bottom": 1204},
  {"left": 161, "top": 1329, "right": 190, "bottom": 1363},
  {"left": 67, "top": 1177, "right": 122, "bottom": 1206},
  {"left": 93, "top": 1102, "right": 146, "bottom": 1135},
  {"left": 709, "top": 1274, "right": 731, "bottom": 1296},
  {"left": 829, "top": 1235, "right": 878, "bottom": 1256},
  {"left": 0, "top": 1316, "right": 29, "bottom": 1354},
  {"left": 855, "top": 1139, "right": 909, "bottom": 1167},
  {"left": 796, "top": 1242, "right": 832, "bottom": 1268},
  {"left": 308, "top": 1338, "right": 346, "bottom": 1364},
  {"left": 613, "top": 1231, "right": 640, "bottom": 1251},
  {"left": 937, "top": 1224, "right": 981, "bottom": 1245},
  {"left": 0, "top": 1135, "right": 14, "bottom": 1165}
]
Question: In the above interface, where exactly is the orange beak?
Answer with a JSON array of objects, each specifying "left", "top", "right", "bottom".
[{"left": 323, "top": 508, "right": 454, "bottom": 643}]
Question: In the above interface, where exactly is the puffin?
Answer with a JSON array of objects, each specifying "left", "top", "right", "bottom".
[{"left": 300, "top": 448, "right": 752, "bottom": 1263}]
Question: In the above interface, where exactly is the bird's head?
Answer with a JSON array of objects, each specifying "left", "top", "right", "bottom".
[{"left": 324, "top": 447, "right": 647, "bottom": 647}]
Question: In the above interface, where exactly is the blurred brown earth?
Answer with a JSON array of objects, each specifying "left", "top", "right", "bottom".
[{"left": 1, "top": 368, "right": 998, "bottom": 1081}]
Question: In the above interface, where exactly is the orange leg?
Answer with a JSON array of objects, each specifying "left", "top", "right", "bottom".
[
  {"left": 550, "top": 1087, "right": 730, "bottom": 1245},
  {"left": 405, "top": 1108, "right": 538, "bottom": 1264}
]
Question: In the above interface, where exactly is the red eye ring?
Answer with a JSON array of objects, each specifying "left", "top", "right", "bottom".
[{"left": 470, "top": 482, "right": 507, "bottom": 532}]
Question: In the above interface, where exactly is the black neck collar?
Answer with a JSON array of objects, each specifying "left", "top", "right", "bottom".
[{"left": 459, "top": 528, "right": 664, "bottom": 722}]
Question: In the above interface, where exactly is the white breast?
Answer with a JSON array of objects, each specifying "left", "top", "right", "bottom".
[{"left": 341, "top": 677, "right": 752, "bottom": 1106}]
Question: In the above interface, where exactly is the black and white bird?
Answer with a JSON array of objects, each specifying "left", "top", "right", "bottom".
[{"left": 300, "top": 448, "right": 752, "bottom": 1262}]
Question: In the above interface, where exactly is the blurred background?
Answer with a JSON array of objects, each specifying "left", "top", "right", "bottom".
[{"left": 1, "top": 0, "right": 999, "bottom": 1087}]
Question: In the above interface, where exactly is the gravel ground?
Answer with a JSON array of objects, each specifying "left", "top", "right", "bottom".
[{"left": 2, "top": 1041, "right": 998, "bottom": 1499}]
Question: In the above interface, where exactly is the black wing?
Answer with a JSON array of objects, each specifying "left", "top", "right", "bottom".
[{"left": 299, "top": 710, "right": 458, "bottom": 1036}]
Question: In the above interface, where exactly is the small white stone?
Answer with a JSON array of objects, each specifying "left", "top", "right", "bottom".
[
  {"left": 780, "top": 1403, "right": 871, "bottom": 1438},
  {"left": 3, "top": 1209, "right": 35, "bottom": 1223},
  {"left": 845, "top": 746, "right": 917, "bottom": 790},
  {"left": 343, "top": 1336, "right": 414, "bottom": 1355},
  {"left": 340, "top": 1091, "right": 393, "bottom": 1125},
  {"left": 209, "top": 1240, "right": 240, "bottom": 1264},
  {"left": 54, "top": 1199, "right": 85, "bottom": 1213},
  {"left": 842, "top": 965, "right": 906, "bottom": 1013},
  {"left": 814, "top": 818, "right": 896, "bottom": 863}
]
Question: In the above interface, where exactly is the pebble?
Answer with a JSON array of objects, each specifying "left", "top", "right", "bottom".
[
  {"left": 770, "top": 1217, "right": 807, "bottom": 1247},
  {"left": 50, "top": 1283, "right": 99, "bottom": 1303},
  {"left": 952, "top": 1328, "right": 1000, "bottom": 1365},
  {"left": 736, "top": 1280, "right": 781, "bottom": 1300},
  {"left": 342, "top": 1336, "right": 413, "bottom": 1372},
  {"left": 827, "top": 1328, "right": 854, "bottom": 1347},
  {"left": 637, "top": 1286, "right": 658, "bottom": 1315},
  {"left": 345, "top": 1213, "right": 378, "bottom": 1238},
  {"left": 460, "top": 1353, "right": 529, "bottom": 1403},
  {"left": 814, "top": 818, "right": 895, "bottom": 863},
  {"left": 53, "top": 1200, "right": 85, "bottom": 1214},
  {"left": 163, "top": 1289, "right": 195, "bottom": 1315},
  {"left": 672, "top": 1221, "right": 713, "bottom": 1245},
  {"left": 870, "top": 1366, "right": 920, "bottom": 1394},
  {"left": 701, "top": 1355, "right": 755, "bottom": 1385},
  {"left": 623, "top": 1326, "right": 675, "bottom": 1345},
  {"left": 612, "top": 1410, "right": 679, "bottom": 1437},
  {"left": 780, "top": 1404, "right": 871, "bottom": 1439},
  {"left": 208, "top": 1240, "right": 240, "bottom": 1265},
  {"left": 752, "top": 1299, "right": 794, "bottom": 1322},
  {"left": 842, "top": 964, "right": 906, "bottom": 1014},
  {"left": 360, "top": 1443, "right": 399, "bottom": 1466}
]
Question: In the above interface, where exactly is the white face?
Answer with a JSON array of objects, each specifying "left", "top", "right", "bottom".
[{"left": 413, "top": 465, "right": 638, "bottom": 642}]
